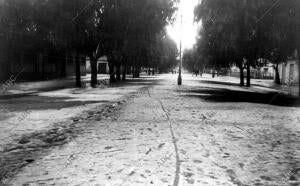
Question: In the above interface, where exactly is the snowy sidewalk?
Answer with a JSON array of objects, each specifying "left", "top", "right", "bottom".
[
  {"left": 0, "top": 74, "right": 110, "bottom": 97},
  {"left": 199, "top": 73, "right": 299, "bottom": 96}
]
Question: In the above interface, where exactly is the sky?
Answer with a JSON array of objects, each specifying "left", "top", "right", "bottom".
[{"left": 167, "top": 0, "right": 200, "bottom": 51}]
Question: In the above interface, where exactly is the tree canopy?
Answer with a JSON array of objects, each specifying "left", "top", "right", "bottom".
[
  {"left": 193, "top": 0, "right": 297, "bottom": 86},
  {"left": 0, "top": 0, "right": 179, "bottom": 86}
]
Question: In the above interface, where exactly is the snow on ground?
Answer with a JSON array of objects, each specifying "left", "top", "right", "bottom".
[
  {"left": 1, "top": 74, "right": 299, "bottom": 186},
  {"left": 0, "top": 77, "right": 155, "bottom": 161},
  {"left": 0, "top": 74, "right": 109, "bottom": 94},
  {"left": 162, "top": 74, "right": 300, "bottom": 186},
  {"left": 198, "top": 73, "right": 299, "bottom": 96}
]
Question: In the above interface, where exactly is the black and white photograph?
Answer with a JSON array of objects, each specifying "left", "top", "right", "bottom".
[{"left": 0, "top": 0, "right": 299, "bottom": 185}]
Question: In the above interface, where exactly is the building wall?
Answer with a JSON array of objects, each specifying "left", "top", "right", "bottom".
[
  {"left": 86, "top": 56, "right": 109, "bottom": 74},
  {"left": 253, "top": 64, "right": 275, "bottom": 79},
  {"left": 279, "top": 59, "right": 299, "bottom": 84}
]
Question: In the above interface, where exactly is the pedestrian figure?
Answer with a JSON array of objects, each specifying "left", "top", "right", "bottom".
[
  {"left": 192, "top": 71, "right": 198, "bottom": 77},
  {"left": 212, "top": 70, "right": 216, "bottom": 78}
]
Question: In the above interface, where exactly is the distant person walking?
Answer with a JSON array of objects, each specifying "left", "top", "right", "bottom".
[{"left": 192, "top": 71, "right": 199, "bottom": 77}]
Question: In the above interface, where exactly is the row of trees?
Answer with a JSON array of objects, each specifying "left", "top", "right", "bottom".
[
  {"left": 184, "top": 0, "right": 298, "bottom": 87},
  {"left": 0, "top": 0, "right": 178, "bottom": 87},
  {"left": 182, "top": 48, "right": 205, "bottom": 75}
]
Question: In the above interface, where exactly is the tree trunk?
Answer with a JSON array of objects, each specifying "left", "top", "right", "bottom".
[
  {"left": 109, "top": 63, "right": 116, "bottom": 83},
  {"left": 148, "top": 67, "right": 151, "bottom": 76},
  {"left": 212, "top": 69, "right": 215, "bottom": 78},
  {"left": 75, "top": 55, "right": 81, "bottom": 87},
  {"left": 297, "top": 52, "right": 300, "bottom": 96},
  {"left": 130, "top": 66, "right": 133, "bottom": 76},
  {"left": 42, "top": 53, "right": 45, "bottom": 80},
  {"left": 133, "top": 66, "right": 140, "bottom": 78},
  {"left": 116, "top": 63, "right": 121, "bottom": 81},
  {"left": 274, "top": 64, "right": 280, "bottom": 84},
  {"left": 122, "top": 65, "right": 126, "bottom": 81},
  {"left": 90, "top": 57, "right": 98, "bottom": 88},
  {"left": 132, "top": 66, "right": 136, "bottom": 78},
  {"left": 137, "top": 66, "right": 140, "bottom": 78},
  {"left": 239, "top": 65, "right": 244, "bottom": 86},
  {"left": 246, "top": 62, "right": 251, "bottom": 87},
  {"left": 298, "top": 49, "right": 300, "bottom": 97}
]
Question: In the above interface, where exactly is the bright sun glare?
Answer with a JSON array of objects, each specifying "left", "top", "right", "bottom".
[{"left": 167, "top": 0, "right": 200, "bottom": 50}]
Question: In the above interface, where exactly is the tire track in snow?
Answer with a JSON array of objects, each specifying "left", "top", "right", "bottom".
[
  {"left": 159, "top": 100, "right": 180, "bottom": 186},
  {"left": 147, "top": 87, "right": 180, "bottom": 186}
]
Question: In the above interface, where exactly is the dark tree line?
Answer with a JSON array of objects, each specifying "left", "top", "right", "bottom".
[
  {"left": 182, "top": 47, "right": 205, "bottom": 76},
  {"left": 0, "top": 0, "right": 178, "bottom": 87},
  {"left": 189, "top": 0, "right": 298, "bottom": 87}
]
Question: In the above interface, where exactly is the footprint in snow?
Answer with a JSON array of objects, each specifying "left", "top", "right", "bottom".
[
  {"left": 203, "top": 151, "right": 210, "bottom": 158},
  {"left": 239, "top": 163, "right": 245, "bottom": 169},
  {"left": 158, "top": 143, "right": 165, "bottom": 149},
  {"left": 260, "top": 175, "right": 272, "bottom": 181},
  {"left": 128, "top": 171, "right": 135, "bottom": 176},
  {"left": 180, "top": 149, "right": 187, "bottom": 154},
  {"left": 186, "top": 178, "right": 195, "bottom": 184},
  {"left": 183, "top": 172, "right": 194, "bottom": 178},
  {"left": 193, "top": 159, "right": 202, "bottom": 164},
  {"left": 104, "top": 146, "right": 113, "bottom": 150}
]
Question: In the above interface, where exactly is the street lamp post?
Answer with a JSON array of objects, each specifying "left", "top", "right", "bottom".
[{"left": 177, "top": 13, "right": 183, "bottom": 85}]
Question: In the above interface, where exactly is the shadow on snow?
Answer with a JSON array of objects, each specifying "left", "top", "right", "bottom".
[{"left": 178, "top": 86, "right": 300, "bottom": 107}]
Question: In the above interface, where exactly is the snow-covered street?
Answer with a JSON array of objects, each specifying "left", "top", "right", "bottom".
[{"left": 1, "top": 74, "right": 299, "bottom": 186}]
